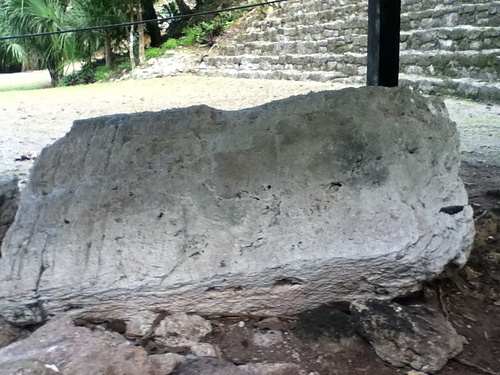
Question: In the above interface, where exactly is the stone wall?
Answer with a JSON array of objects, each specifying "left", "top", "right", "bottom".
[{"left": 201, "top": 0, "right": 500, "bottom": 102}]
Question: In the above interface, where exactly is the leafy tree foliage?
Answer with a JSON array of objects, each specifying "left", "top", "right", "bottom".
[
  {"left": 68, "top": 0, "right": 128, "bottom": 66},
  {"left": 0, "top": 0, "right": 75, "bottom": 86}
]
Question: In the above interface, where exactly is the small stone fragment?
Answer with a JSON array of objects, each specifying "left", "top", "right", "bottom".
[
  {"left": 149, "top": 353, "right": 185, "bottom": 374},
  {"left": 190, "top": 342, "right": 217, "bottom": 357},
  {"left": 257, "top": 317, "right": 288, "bottom": 331},
  {"left": 485, "top": 235, "right": 497, "bottom": 244},
  {"left": 126, "top": 310, "right": 158, "bottom": 337},
  {"left": 252, "top": 330, "right": 284, "bottom": 347},
  {"left": 154, "top": 312, "right": 212, "bottom": 348}
]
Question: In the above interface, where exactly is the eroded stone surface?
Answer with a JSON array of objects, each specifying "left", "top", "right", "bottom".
[
  {"left": 351, "top": 299, "right": 465, "bottom": 372},
  {"left": 0, "top": 87, "right": 474, "bottom": 325}
]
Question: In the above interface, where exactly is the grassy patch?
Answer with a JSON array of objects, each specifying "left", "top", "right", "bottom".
[
  {"left": 60, "top": 58, "right": 133, "bottom": 87},
  {"left": 0, "top": 82, "right": 51, "bottom": 92},
  {"left": 145, "top": 39, "right": 179, "bottom": 59}
]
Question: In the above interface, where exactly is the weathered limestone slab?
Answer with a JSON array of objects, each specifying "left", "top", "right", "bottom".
[{"left": 0, "top": 87, "right": 474, "bottom": 325}]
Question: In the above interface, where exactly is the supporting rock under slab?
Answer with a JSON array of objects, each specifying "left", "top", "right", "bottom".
[
  {"left": 0, "top": 87, "right": 474, "bottom": 325},
  {"left": 351, "top": 299, "right": 465, "bottom": 373},
  {"left": 0, "top": 177, "right": 19, "bottom": 252},
  {"left": 173, "top": 356, "right": 308, "bottom": 375},
  {"left": 0, "top": 316, "right": 28, "bottom": 349},
  {"left": 0, "top": 317, "right": 176, "bottom": 374}
]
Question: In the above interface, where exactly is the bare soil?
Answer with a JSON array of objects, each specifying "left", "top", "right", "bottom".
[{"left": 0, "top": 72, "right": 499, "bottom": 375}]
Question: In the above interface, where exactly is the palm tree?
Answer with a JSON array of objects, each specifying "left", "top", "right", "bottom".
[
  {"left": 0, "top": 0, "right": 76, "bottom": 86},
  {"left": 68, "top": 0, "right": 128, "bottom": 67},
  {"left": 0, "top": 4, "right": 25, "bottom": 70}
]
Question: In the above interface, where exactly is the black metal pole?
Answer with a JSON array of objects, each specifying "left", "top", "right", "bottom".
[{"left": 367, "top": 0, "right": 401, "bottom": 87}]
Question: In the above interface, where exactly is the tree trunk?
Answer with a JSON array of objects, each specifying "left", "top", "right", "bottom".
[
  {"left": 129, "top": 4, "right": 136, "bottom": 69},
  {"left": 138, "top": 2, "right": 146, "bottom": 65},
  {"left": 48, "top": 68, "right": 60, "bottom": 87},
  {"left": 104, "top": 34, "right": 113, "bottom": 67},
  {"left": 142, "top": 0, "right": 162, "bottom": 47},
  {"left": 175, "top": 0, "right": 193, "bottom": 15}
]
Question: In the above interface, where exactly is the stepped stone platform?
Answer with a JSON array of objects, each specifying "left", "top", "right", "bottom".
[{"left": 200, "top": 0, "right": 500, "bottom": 102}]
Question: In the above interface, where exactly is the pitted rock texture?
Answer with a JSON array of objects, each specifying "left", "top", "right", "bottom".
[{"left": 0, "top": 87, "right": 474, "bottom": 325}]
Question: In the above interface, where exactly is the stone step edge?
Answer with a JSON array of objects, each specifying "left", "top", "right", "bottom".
[
  {"left": 402, "top": 0, "right": 493, "bottom": 7},
  {"left": 194, "top": 69, "right": 498, "bottom": 102},
  {"left": 252, "top": 0, "right": 496, "bottom": 28},
  {"left": 247, "top": 19, "right": 368, "bottom": 34},
  {"left": 212, "top": 48, "right": 500, "bottom": 60},
  {"left": 246, "top": 22, "right": 367, "bottom": 34},
  {"left": 401, "top": 1, "right": 500, "bottom": 17},
  {"left": 206, "top": 51, "right": 499, "bottom": 72},
  {"left": 400, "top": 74, "right": 500, "bottom": 103},
  {"left": 243, "top": 18, "right": 497, "bottom": 40},
  {"left": 255, "top": 3, "right": 368, "bottom": 21},
  {"left": 235, "top": 33, "right": 368, "bottom": 44},
  {"left": 196, "top": 67, "right": 365, "bottom": 82},
  {"left": 251, "top": 11, "right": 367, "bottom": 27},
  {"left": 235, "top": 25, "right": 497, "bottom": 44},
  {"left": 401, "top": 25, "right": 500, "bottom": 34},
  {"left": 219, "top": 38, "right": 369, "bottom": 50},
  {"left": 400, "top": 48, "right": 500, "bottom": 56},
  {"left": 206, "top": 52, "right": 367, "bottom": 61},
  {"left": 262, "top": 0, "right": 495, "bottom": 22},
  {"left": 213, "top": 46, "right": 499, "bottom": 62}
]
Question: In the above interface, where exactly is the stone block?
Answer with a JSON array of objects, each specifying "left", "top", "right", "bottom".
[{"left": 0, "top": 88, "right": 474, "bottom": 325}]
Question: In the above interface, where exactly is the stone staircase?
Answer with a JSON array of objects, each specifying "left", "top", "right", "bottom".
[
  {"left": 200, "top": 0, "right": 368, "bottom": 84},
  {"left": 399, "top": 0, "right": 500, "bottom": 101},
  {"left": 199, "top": 0, "right": 500, "bottom": 102}
]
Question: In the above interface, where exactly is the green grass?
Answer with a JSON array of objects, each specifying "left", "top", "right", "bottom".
[{"left": 0, "top": 82, "right": 51, "bottom": 92}]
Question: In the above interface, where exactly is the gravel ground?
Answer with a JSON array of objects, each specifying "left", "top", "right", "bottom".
[
  {"left": 1, "top": 71, "right": 500, "bottom": 375},
  {"left": 0, "top": 71, "right": 499, "bottom": 185},
  {"left": 0, "top": 73, "right": 350, "bottom": 184}
]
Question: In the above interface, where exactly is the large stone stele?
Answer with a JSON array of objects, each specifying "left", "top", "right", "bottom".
[{"left": 0, "top": 87, "right": 474, "bottom": 325}]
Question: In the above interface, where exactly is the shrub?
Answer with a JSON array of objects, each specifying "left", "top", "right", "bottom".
[
  {"left": 117, "top": 61, "right": 132, "bottom": 72},
  {"left": 179, "top": 26, "right": 204, "bottom": 46},
  {"left": 60, "top": 59, "right": 131, "bottom": 86},
  {"left": 60, "top": 62, "right": 99, "bottom": 86},
  {"left": 93, "top": 65, "right": 112, "bottom": 81},
  {"left": 145, "top": 47, "right": 164, "bottom": 59},
  {"left": 164, "top": 38, "right": 178, "bottom": 50}
]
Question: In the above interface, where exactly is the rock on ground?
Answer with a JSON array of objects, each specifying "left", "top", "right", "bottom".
[
  {"left": 173, "top": 356, "right": 308, "bottom": 375},
  {"left": 351, "top": 299, "right": 465, "bottom": 373},
  {"left": 0, "top": 87, "right": 474, "bottom": 325},
  {"left": 0, "top": 317, "right": 178, "bottom": 375}
]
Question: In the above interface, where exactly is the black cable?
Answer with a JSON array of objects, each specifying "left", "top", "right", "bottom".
[{"left": 0, "top": 0, "right": 287, "bottom": 42}]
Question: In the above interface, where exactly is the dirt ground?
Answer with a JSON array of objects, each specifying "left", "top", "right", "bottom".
[{"left": 0, "top": 72, "right": 499, "bottom": 374}]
